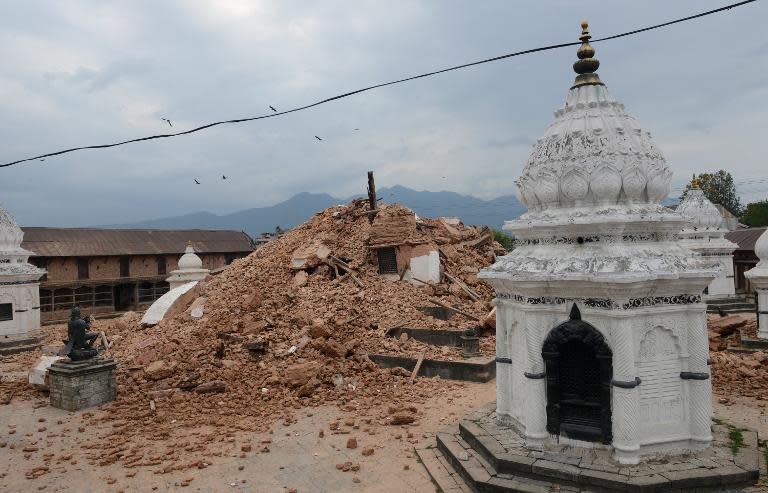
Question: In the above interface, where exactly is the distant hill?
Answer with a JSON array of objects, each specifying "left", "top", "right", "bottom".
[{"left": 101, "top": 186, "right": 526, "bottom": 236}]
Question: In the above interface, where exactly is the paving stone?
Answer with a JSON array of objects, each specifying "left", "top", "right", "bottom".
[
  {"left": 532, "top": 459, "right": 583, "bottom": 484},
  {"left": 661, "top": 467, "right": 726, "bottom": 489},
  {"left": 542, "top": 451, "right": 581, "bottom": 466}
]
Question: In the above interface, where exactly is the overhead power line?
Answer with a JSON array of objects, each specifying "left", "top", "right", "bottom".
[{"left": 0, "top": 0, "right": 757, "bottom": 169}]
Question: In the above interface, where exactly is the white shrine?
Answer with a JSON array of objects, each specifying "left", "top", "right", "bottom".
[
  {"left": 479, "top": 22, "right": 719, "bottom": 464},
  {"left": 677, "top": 180, "right": 737, "bottom": 299},
  {"left": 745, "top": 229, "right": 768, "bottom": 340},
  {"left": 166, "top": 242, "right": 209, "bottom": 290},
  {"left": 0, "top": 204, "right": 44, "bottom": 347}
]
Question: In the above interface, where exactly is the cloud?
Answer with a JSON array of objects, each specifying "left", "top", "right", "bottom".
[{"left": 0, "top": 0, "right": 766, "bottom": 226}]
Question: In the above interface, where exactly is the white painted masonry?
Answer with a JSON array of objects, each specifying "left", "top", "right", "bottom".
[
  {"left": 677, "top": 187, "right": 737, "bottom": 299},
  {"left": 0, "top": 205, "right": 44, "bottom": 339},
  {"left": 745, "top": 229, "right": 768, "bottom": 339},
  {"left": 166, "top": 243, "right": 209, "bottom": 290},
  {"left": 479, "top": 26, "right": 718, "bottom": 464}
]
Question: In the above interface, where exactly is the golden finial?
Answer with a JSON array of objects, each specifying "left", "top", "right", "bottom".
[
  {"left": 187, "top": 240, "right": 193, "bottom": 246},
  {"left": 690, "top": 174, "right": 700, "bottom": 189},
  {"left": 572, "top": 20, "right": 603, "bottom": 88}
]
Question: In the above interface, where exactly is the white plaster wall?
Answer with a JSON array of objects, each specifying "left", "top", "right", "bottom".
[
  {"left": 702, "top": 255, "right": 735, "bottom": 298},
  {"left": 495, "top": 298, "right": 711, "bottom": 464},
  {"left": 404, "top": 250, "right": 440, "bottom": 285},
  {"left": 0, "top": 283, "right": 40, "bottom": 338}
]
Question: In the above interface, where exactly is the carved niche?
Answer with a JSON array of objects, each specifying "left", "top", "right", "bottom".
[{"left": 637, "top": 327, "right": 683, "bottom": 427}]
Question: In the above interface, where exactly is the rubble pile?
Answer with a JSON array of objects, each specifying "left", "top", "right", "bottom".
[
  {"left": 708, "top": 313, "right": 767, "bottom": 399},
  {"left": 41, "top": 200, "right": 503, "bottom": 471}
]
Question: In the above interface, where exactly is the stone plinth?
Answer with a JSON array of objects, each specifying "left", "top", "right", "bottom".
[
  {"left": 48, "top": 357, "right": 117, "bottom": 411},
  {"left": 418, "top": 402, "right": 760, "bottom": 493}
]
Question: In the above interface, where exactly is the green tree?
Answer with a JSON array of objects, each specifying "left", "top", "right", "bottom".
[
  {"left": 492, "top": 228, "right": 514, "bottom": 252},
  {"left": 681, "top": 170, "right": 742, "bottom": 216},
  {"left": 741, "top": 200, "right": 768, "bottom": 227}
]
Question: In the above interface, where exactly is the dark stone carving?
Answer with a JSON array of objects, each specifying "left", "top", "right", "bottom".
[
  {"left": 611, "top": 377, "right": 641, "bottom": 388},
  {"left": 60, "top": 306, "right": 99, "bottom": 361},
  {"left": 680, "top": 372, "right": 709, "bottom": 380},
  {"left": 524, "top": 371, "right": 546, "bottom": 379},
  {"left": 542, "top": 318, "right": 612, "bottom": 444},
  {"left": 497, "top": 293, "right": 701, "bottom": 310}
]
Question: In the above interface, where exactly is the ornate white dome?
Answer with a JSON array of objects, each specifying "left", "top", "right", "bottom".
[
  {"left": 177, "top": 243, "right": 203, "bottom": 270},
  {"left": 516, "top": 79, "right": 671, "bottom": 212},
  {"left": 677, "top": 186, "right": 724, "bottom": 231},
  {"left": 0, "top": 205, "right": 25, "bottom": 254},
  {"left": 480, "top": 22, "right": 718, "bottom": 288},
  {"left": 0, "top": 204, "right": 43, "bottom": 279},
  {"left": 746, "top": 228, "right": 768, "bottom": 281}
]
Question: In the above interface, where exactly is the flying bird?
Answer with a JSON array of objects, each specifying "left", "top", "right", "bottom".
[
  {"left": 222, "top": 175, "right": 227, "bottom": 180},
  {"left": 161, "top": 118, "right": 173, "bottom": 127},
  {"left": 314, "top": 136, "right": 322, "bottom": 141},
  {"left": 194, "top": 179, "right": 200, "bottom": 184},
  {"left": 269, "top": 106, "right": 277, "bottom": 112},
  {"left": 354, "top": 128, "right": 359, "bottom": 131}
]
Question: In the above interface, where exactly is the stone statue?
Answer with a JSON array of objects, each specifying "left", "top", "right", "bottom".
[{"left": 60, "top": 306, "right": 100, "bottom": 361}]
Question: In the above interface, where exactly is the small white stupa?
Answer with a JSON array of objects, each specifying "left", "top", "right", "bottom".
[
  {"left": 479, "top": 22, "right": 718, "bottom": 464},
  {"left": 0, "top": 204, "right": 44, "bottom": 349},
  {"left": 677, "top": 178, "right": 738, "bottom": 299},
  {"left": 745, "top": 229, "right": 768, "bottom": 339},
  {"left": 166, "top": 242, "right": 210, "bottom": 290}
]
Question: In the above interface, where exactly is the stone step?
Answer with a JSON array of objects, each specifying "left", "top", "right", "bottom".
[
  {"left": 436, "top": 418, "right": 760, "bottom": 493},
  {"left": 416, "top": 446, "right": 473, "bottom": 493},
  {"left": 707, "top": 307, "right": 756, "bottom": 314},
  {"left": 0, "top": 339, "right": 41, "bottom": 356},
  {"left": 368, "top": 354, "right": 495, "bottom": 383},
  {"left": 435, "top": 427, "right": 569, "bottom": 493}
]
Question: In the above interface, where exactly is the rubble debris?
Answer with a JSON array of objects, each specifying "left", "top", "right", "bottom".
[
  {"left": 0, "top": 199, "right": 503, "bottom": 475},
  {"left": 709, "top": 313, "right": 766, "bottom": 398}
]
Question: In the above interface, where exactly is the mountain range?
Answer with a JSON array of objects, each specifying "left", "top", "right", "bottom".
[{"left": 101, "top": 185, "right": 527, "bottom": 237}]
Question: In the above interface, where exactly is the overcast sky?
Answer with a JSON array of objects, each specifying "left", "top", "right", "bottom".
[{"left": 1, "top": 0, "right": 766, "bottom": 226}]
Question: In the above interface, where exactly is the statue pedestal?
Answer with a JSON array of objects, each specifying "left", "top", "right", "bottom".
[{"left": 48, "top": 358, "right": 117, "bottom": 411}]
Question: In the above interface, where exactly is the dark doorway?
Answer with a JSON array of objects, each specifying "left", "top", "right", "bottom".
[
  {"left": 113, "top": 284, "right": 135, "bottom": 311},
  {"left": 119, "top": 256, "right": 130, "bottom": 277},
  {"left": 542, "top": 306, "right": 612, "bottom": 444}
]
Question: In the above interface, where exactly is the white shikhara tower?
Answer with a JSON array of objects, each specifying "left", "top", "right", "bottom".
[
  {"left": 0, "top": 205, "right": 44, "bottom": 341},
  {"left": 677, "top": 180, "right": 737, "bottom": 299},
  {"left": 479, "top": 23, "right": 719, "bottom": 464}
]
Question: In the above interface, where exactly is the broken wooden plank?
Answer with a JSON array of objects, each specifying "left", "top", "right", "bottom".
[
  {"left": 354, "top": 209, "right": 381, "bottom": 218},
  {"left": 410, "top": 352, "right": 425, "bottom": 385},
  {"left": 428, "top": 298, "right": 480, "bottom": 322},
  {"left": 326, "top": 258, "right": 365, "bottom": 288},
  {"left": 443, "top": 272, "right": 480, "bottom": 302}
]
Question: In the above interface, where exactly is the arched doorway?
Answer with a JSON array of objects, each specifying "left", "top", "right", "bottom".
[{"left": 542, "top": 305, "right": 612, "bottom": 444}]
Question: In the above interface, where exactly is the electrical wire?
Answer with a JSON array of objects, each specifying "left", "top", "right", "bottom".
[{"left": 0, "top": 0, "right": 758, "bottom": 169}]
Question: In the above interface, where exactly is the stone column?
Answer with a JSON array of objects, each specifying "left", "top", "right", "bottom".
[
  {"left": 494, "top": 299, "right": 513, "bottom": 421},
  {"left": 745, "top": 229, "right": 768, "bottom": 339},
  {"left": 685, "top": 309, "right": 713, "bottom": 445},
  {"left": 756, "top": 288, "right": 768, "bottom": 340},
  {"left": 523, "top": 310, "right": 548, "bottom": 441},
  {"left": 609, "top": 316, "right": 641, "bottom": 464}
]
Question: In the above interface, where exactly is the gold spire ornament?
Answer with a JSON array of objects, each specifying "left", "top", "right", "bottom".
[
  {"left": 572, "top": 20, "right": 604, "bottom": 88},
  {"left": 690, "top": 174, "right": 700, "bottom": 189}
]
